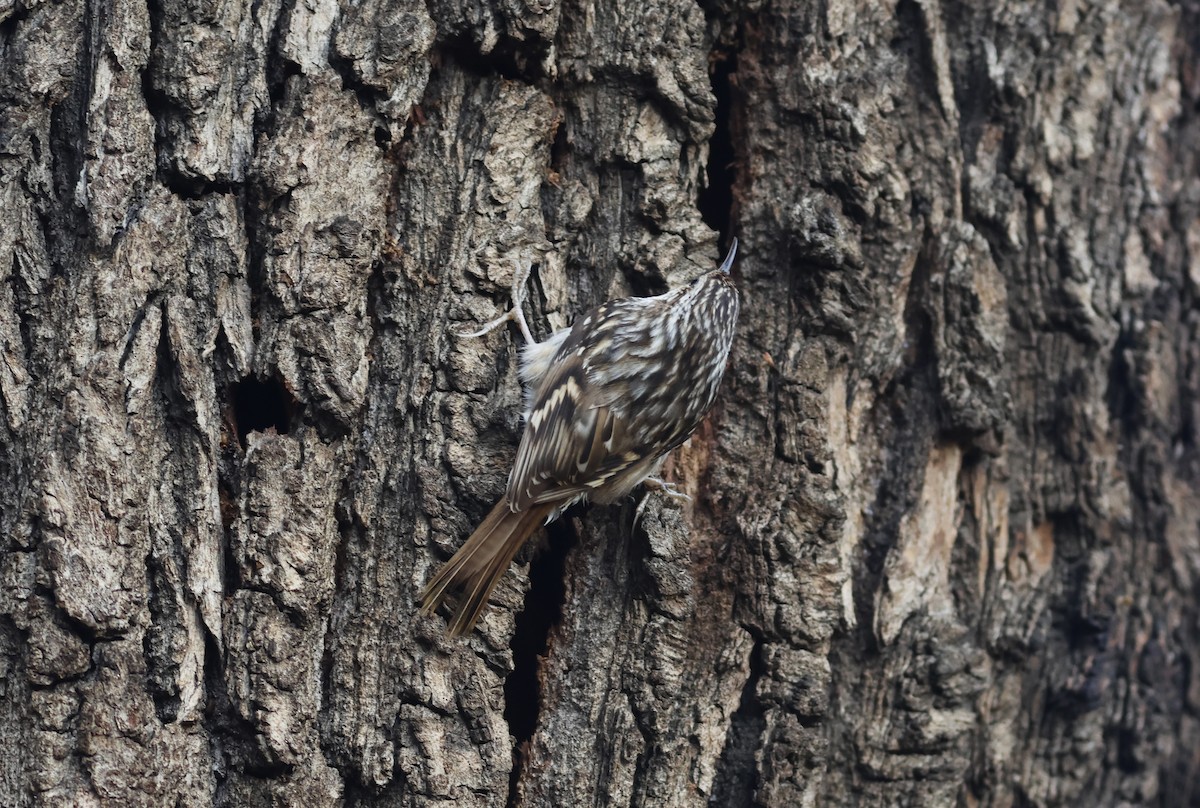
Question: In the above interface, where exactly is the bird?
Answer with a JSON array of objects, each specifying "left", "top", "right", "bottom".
[{"left": 419, "top": 239, "right": 740, "bottom": 636}]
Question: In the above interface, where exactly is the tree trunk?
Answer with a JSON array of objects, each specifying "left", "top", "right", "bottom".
[{"left": 1, "top": 0, "right": 1198, "bottom": 805}]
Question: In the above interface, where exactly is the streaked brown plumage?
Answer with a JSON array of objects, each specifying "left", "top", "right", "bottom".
[{"left": 420, "top": 239, "right": 740, "bottom": 635}]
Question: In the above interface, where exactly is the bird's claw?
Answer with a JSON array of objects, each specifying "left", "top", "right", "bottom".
[
  {"left": 455, "top": 311, "right": 516, "bottom": 340},
  {"left": 632, "top": 477, "right": 692, "bottom": 533},
  {"left": 456, "top": 258, "right": 535, "bottom": 345},
  {"left": 643, "top": 476, "right": 692, "bottom": 503}
]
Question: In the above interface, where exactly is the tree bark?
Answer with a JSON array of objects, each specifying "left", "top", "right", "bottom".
[{"left": 1, "top": 0, "right": 1198, "bottom": 805}]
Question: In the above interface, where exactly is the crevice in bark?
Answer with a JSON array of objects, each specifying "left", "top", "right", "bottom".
[
  {"left": 949, "top": 463, "right": 984, "bottom": 625},
  {"left": 0, "top": 454, "right": 16, "bottom": 551},
  {"left": 549, "top": 119, "right": 569, "bottom": 173},
  {"left": 242, "top": 193, "right": 270, "bottom": 322},
  {"left": 317, "top": 609, "right": 353, "bottom": 800},
  {"left": 217, "top": 463, "right": 237, "bottom": 542},
  {"left": 147, "top": 312, "right": 207, "bottom": 725},
  {"left": 373, "top": 124, "right": 391, "bottom": 150},
  {"left": 41, "top": 584, "right": 99, "bottom": 650},
  {"left": 504, "top": 519, "right": 574, "bottom": 808},
  {"left": 47, "top": 73, "right": 90, "bottom": 255},
  {"left": 849, "top": 240, "right": 940, "bottom": 640},
  {"left": 201, "top": 628, "right": 290, "bottom": 804},
  {"left": 143, "top": 557, "right": 182, "bottom": 723},
  {"left": 118, "top": 295, "right": 162, "bottom": 374},
  {"left": 264, "top": 48, "right": 302, "bottom": 114},
  {"left": 893, "top": 0, "right": 940, "bottom": 114},
  {"left": 700, "top": 38, "right": 738, "bottom": 245},
  {"left": 7, "top": 250, "right": 34, "bottom": 369},
  {"left": 853, "top": 372, "right": 936, "bottom": 629},
  {"left": 231, "top": 374, "right": 297, "bottom": 448},
  {"left": 435, "top": 37, "right": 532, "bottom": 84},
  {"left": 159, "top": 172, "right": 243, "bottom": 201},
  {"left": 216, "top": 366, "right": 243, "bottom": 604},
  {"left": 710, "top": 632, "right": 765, "bottom": 807},
  {"left": 0, "top": 2, "right": 31, "bottom": 34},
  {"left": 1106, "top": 325, "right": 1139, "bottom": 440},
  {"left": 327, "top": 48, "right": 389, "bottom": 121},
  {"left": 140, "top": 0, "right": 194, "bottom": 197}
]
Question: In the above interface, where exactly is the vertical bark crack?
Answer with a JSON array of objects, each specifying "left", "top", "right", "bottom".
[
  {"left": 504, "top": 520, "right": 575, "bottom": 808},
  {"left": 710, "top": 635, "right": 765, "bottom": 807},
  {"left": 700, "top": 35, "right": 738, "bottom": 244}
]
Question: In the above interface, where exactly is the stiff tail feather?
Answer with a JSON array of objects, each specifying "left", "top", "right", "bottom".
[{"left": 419, "top": 495, "right": 555, "bottom": 636}]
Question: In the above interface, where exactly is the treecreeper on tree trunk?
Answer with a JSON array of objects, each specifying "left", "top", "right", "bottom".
[{"left": 419, "top": 240, "right": 741, "bottom": 635}]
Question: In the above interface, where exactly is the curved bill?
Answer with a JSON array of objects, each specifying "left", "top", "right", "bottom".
[{"left": 718, "top": 237, "right": 739, "bottom": 274}]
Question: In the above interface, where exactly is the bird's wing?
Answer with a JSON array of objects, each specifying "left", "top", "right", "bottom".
[
  {"left": 508, "top": 294, "right": 699, "bottom": 511},
  {"left": 506, "top": 348, "right": 648, "bottom": 511}
]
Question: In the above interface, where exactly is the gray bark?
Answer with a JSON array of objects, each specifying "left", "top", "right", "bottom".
[{"left": 1, "top": 0, "right": 1198, "bottom": 806}]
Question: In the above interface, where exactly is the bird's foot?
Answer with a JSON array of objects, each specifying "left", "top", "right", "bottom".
[
  {"left": 632, "top": 477, "right": 692, "bottom": 533},
  {"left": 643, "top": 476, "right": 692, "bottom": 503},
  {"left": 456, "top": 258, "right": 535, "bottom": 345}
]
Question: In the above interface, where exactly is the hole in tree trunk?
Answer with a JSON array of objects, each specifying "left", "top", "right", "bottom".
[{"left": 231, "top": 375, "right": 297, "bottom": 448}]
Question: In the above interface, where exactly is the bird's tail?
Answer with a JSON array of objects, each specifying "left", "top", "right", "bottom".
[{"left": 419, "top": 496, "right": 555, "bottom": 636}]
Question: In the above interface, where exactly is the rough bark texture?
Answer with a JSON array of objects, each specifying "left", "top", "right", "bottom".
[{"left": 1, "top": 0, "right": 1198, "bottom": 806}]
